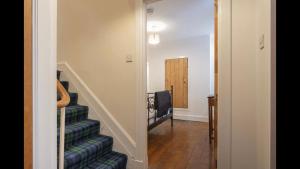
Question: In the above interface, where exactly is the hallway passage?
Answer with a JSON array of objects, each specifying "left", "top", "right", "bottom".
[{"left": 148, "top": 120, "right": 210, "bottom": 169}]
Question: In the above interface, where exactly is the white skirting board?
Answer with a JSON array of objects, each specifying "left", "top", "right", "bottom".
[
  {"left": 57, "top": 62, "right": 142, "bottom": 169},
  {"left": 173, "top": 109, "right": 208, "bottom": 122},
  {"left": 173, "top": 113, "right": 208, "bottom": 122}
]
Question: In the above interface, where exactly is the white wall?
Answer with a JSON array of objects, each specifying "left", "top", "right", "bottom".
[
  {"left": 147, "top": 35, "right": 212, "bottom": 121},
  {"left": 57, "top": 0, "right": 137, "bottom": 140}
]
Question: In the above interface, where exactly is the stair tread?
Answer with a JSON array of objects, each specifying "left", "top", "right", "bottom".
[
  {"left": 57, "top": 119, "right": 100, "bottom": 150},
  {"left": 68, "top": 92, "right": 78, "bottom": 106},
  {"left": 58, "top": 104, "right": 88, "bottom": 113},
  {"left": 83, "top": 151, "right": 127, "bottom": 169},
  {"left": 64, "top": 135, "right": 113, "bottom": 169}
]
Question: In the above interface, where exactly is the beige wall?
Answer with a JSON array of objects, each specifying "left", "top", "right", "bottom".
[{"left": 58, "top": 0, "right": 137, "bottom": 139}]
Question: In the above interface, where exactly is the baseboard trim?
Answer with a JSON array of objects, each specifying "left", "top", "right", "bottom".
[
  {"left": 57, "top": 62, "right": 138, "bottom": 168},
  {"left": 173, "top": 113, "right": 208, "bottom": 122}
]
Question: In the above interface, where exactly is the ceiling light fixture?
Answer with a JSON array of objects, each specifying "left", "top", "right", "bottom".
[{"left": 148, "top": 33, "right": 160, "bottom": 45}]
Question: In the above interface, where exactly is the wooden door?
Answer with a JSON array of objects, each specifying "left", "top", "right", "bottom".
[
  {"left": 165, "top": 58, "right": 188, "bottom": 108},
  {"left": 24, "top": 0, "right": 33, "bottom": 168}
]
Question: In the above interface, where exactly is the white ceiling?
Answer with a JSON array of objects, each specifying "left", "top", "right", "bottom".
[{"left": 147, "top": 0, "right": 214, "bottom": 42}]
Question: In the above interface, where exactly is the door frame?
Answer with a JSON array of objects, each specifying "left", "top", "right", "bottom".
[
  {"left": 142, "top": 0, "right": 233, "bottom": 168},
  {"left": 217, "top": 0, "right": 232, "bottom": 168},
  {"left": 24, "top": 0, "right": 33, "bottom": 168},
  {"left": 135, "top": 0, "right": 148, "bottom": 168},
  {"left": 32, "top": 0, "right": 57, "bottom": 168}
]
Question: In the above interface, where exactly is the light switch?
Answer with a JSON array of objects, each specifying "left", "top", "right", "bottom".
[
  {"left": 259, "top": 34, "right": 264, "bottom": 50},
  {"left": 126, "top": 55, "right": 133, "bottom": 63}
]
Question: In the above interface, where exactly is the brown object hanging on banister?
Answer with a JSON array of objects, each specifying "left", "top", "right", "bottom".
[{"left": 57, "top": 79, "right": 70, "bottom": 108}]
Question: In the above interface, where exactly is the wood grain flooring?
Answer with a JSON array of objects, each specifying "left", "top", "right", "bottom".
[{"left": 148, "top": 120, "right": 211, "bottom": 169}]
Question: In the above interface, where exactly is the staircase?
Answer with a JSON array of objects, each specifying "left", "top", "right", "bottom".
[{"left": 57, "top": 70, "right": 128, "bottom": 169}]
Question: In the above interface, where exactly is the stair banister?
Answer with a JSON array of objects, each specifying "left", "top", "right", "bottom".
[{"left": 57, "top": 79, "right": 70, "bottom": 169}]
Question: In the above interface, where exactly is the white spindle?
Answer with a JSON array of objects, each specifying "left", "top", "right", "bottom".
[{"left": 59, "top": 107, "right": 66, "bottom": 169}]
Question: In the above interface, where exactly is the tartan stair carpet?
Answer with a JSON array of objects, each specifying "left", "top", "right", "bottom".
[{"left": 57, "top": 70, "right": 127, "bottom": 169}]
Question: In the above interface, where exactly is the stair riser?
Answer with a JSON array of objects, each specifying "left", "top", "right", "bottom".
[
  {"left": 57, "top": 106, "right": 88, "bottom": 127},
  {"left": 57, "top": 71, "right": 61, "bottom": 80},
  {"left": 57, "top": 93, "right": 78, "bottom": 106},
  {"left": 61, "top": 81, "right": 69, "bottom": 91},
  {"left": 69, "top": 93, "right": 78, "bottom": 106},
  {"left": 57, "top": 114, "right": 88, "bottom": 127}
]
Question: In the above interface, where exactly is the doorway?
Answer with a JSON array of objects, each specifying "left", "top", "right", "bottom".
[{"left": 145, "top": 0, "right": 218, "bottom": 168}]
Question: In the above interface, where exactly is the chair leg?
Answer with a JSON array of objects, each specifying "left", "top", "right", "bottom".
[{"left": 171, "top": 115, "right": 174, "bottom": 127}]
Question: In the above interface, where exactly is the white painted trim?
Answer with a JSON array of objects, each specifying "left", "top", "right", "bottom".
[
  {"left": 57, "top": 62, "right": 136, "bottom": 158},
  {"left": 135, "top": 0, "right": 148, "bottom": 169},
  {"left": 173, "top": 114, "right": 208, "bottom": 122},
  {"left": 217, "top": 0, "right": 232, "bottom": 168},
  {"left": 174, "top": 108, "right": 189, "bottom": 111},
  {"left": 172, "top": 108, "right": 208, "bottom": 122},
  {"left": 32, "top": 0, "right": 57, "bottom": 168}
]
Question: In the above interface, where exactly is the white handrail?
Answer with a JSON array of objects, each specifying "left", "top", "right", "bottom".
[{"left": 59, "top": 107, "right": 66, "bottom": 169}]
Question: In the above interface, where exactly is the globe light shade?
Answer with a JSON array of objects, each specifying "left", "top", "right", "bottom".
[{"left": 148, "top": 33, "right": 160, "bottom": 45}]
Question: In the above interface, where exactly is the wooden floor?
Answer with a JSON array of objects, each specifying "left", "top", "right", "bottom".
[{"left": 148, "top": 119, "right": 212, "bottom": 169}]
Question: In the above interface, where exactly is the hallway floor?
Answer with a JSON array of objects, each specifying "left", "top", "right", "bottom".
[{"left": 148, "top": 119, "right": 211, "bottom": 169}]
